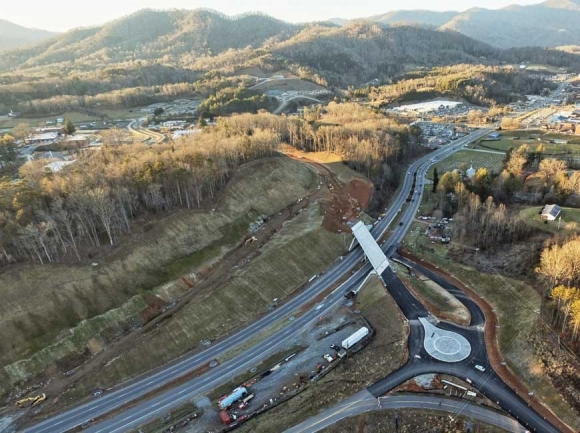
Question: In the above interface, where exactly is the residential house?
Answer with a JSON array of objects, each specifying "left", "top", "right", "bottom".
[{"left": 541, "top": 204, "right": 562, "bottom": 221}]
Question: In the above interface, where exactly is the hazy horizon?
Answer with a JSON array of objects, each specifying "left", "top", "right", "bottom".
[{"left": 4, "top": 0, "right": 543, "bottom": 32}]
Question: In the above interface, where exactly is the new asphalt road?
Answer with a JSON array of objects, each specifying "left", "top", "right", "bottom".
[
  {"left": 23, "top": 129, "right": 490, "bottom": 433},
  {"left": 285, "top": 391, "right": 529, "bottom": 433},
  {"left": 283, "top": 253, "right": 561, "bottom": 432}
]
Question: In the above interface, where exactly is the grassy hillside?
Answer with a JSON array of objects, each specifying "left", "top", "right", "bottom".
[
  {"left": 47, "top": 201, "right": 349, "bottom": 400},
  {"left": 0, "top": 156, "right": 316, "bottom": 395}
]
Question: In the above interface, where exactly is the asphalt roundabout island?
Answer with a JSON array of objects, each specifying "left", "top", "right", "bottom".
[{"left": 419, "top": 317, "right": 471, "bottom": 362}]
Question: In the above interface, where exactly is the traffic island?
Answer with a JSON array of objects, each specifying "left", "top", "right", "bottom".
[{"left": 420, "top": 318, "right": 472, "bottom": 363}]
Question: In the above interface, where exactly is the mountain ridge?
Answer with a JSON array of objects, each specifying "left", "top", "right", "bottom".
[
  {"left": 331, "top": 0, "right": 580, "bottom": 48},
  {"left": 0, "top": 18, "right": 57, "bottom": 51}
]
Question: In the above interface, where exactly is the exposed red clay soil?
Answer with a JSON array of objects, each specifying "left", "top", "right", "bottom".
[
  {"left": 345, "top": 178, "right": 373, "bottom": 210},
  {"left": 399, "top": 250, "right": 575, "bottom": 433},
  {"left": 285, "top": 156, "right": 373, "bottom": 234}
]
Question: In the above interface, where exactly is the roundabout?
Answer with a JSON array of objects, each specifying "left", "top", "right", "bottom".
[{"left": 419, "top": 317, "right": 471, "bottom": 362}]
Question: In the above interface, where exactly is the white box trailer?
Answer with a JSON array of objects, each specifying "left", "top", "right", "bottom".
[{"left": 342, "top": 327, "right": 370, "bottom": 350}]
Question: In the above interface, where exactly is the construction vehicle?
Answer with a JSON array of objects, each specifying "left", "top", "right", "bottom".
[
  {"left": 244, "top": 236, "right": 258, "bottom": 246},
  {"left": 16, "top": 393, "right": 46, "bottom": 408}
]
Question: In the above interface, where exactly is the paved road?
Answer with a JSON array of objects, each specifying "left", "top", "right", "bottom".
[
  {"left": 23, "top": 129, "right": 489, "bottom": 433},
  {"left": 273, "top": 96, "right": 323, "bottom": 115},
  {"left": 285, "top": 391, "right": 529, "bottom": 433},
  {"left": 285, "top": 253, "right": 559, "bottom": 433},
  {"left": 127, "top": 119, "right": 165, "bottom": 144}
]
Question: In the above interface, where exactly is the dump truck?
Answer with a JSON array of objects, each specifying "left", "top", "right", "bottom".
[
  {"left": 341, "top": 327, "right": 370, "bottom": 350},
  {"left": 218, "top": 386, "right": 248, "bottom": 410}
]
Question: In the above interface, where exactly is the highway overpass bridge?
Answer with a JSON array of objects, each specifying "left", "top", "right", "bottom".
[{"left": 351, "top": 221, "right": 390, "bottom": 275}]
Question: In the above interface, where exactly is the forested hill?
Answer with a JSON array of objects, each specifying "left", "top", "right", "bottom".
[
  {"left": 0, "top": 19, "right": 56, "bottom": 51},
  {"left": 1, "top": 9, "right": 580, "bottom": 114},
  {"left": 0, "top": 9, "right": 300, "bottom": 71},
  {"left": 440, "top": 0, "right": 580, "bottom": 49},
  {"left": 333, "top": 0, "right": 580, "bottom": 48},
  {"left": 271, "top": 23, "right": 496, "bottom": 86}
]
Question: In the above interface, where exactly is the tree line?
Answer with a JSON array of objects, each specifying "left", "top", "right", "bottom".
[
  {"left": 0, "top": 125, "right": 279, "bottom": 264},
  {"left": 0, "top": 103, "right": 419, "bottom": 265},
  {"left": 351, "top": 65, "right": 555, "bottom": 107},
  {"left": 537, "top": 237, "right": 580, "bottom": 347}
]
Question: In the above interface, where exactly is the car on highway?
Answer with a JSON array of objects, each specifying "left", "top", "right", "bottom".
[
  {"left": 475, "top": 364, "right": 486, "bottom": 372},
  {"left": 399, "top": 222, "right": 404, "bottom": 226},
  {"left": 323, "top": 354, "right": 334, "bottom": 363}
]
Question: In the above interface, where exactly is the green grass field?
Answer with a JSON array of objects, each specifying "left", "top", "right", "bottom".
[
  {"left": 0, "top": 108, "right": 143, "bottom": 129},
  {"left": 474, "top": 130, "right": 580, "bottom": 155},
  {"left": 519, "top": 206, "right": 580, "bottom": 234},
  {"left": 429, "top": 149, "right": 504, "bottom": 178},
  {"left": 0, "top": 112, "right": 103, "bottom": 129}
]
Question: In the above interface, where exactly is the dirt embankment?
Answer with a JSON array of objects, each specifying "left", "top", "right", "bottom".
[
  {"left": 399, "top": 250, "right": 576, "bottom": 433},
  {"left": 13, "top": 154, "right": 373, "bottom": 424},
  {"left": 283, "top": 151, "right": 374, "bottom": 234}
]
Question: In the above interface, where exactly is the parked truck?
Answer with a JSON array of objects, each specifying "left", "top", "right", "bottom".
[
  {"left": 218, "top": 386, "right": 248, "bottom": 410},
  {"left": 219, "top": 411, "right": 236, "bottom": 425},
  {"left": 341, "top": 327, "right": 370, "bottom": 350}
]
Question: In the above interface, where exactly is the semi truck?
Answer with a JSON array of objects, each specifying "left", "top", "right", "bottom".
[
  {"left": 341, "top": 327, "right": 370, "bottom": 350},
  {"left": 218, "top": 386, "right": 248, "bottom": 410}
]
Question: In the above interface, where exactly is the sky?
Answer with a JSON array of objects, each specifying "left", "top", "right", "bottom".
[{"left": 5, "top": 0, "right": 543, "bottom": 32}]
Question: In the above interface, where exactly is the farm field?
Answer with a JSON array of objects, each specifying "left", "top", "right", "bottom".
[
  {"left": 0, "top": 109, "right": 146, "bottom": 129},
  {"left": 0, "top": 111, "right": 102, "bottom": 129},
  {"left": 473, "top": 130, "right": 580, "bottom": 155},
  {"left": 429, "top": 149, "right": 504, "bottom": 178}
]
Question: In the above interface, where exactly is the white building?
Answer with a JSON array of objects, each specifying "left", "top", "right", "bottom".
[
  {"left": 25, "top": 132, "right": 59, "bottom": 145},
  {"left": 466, "top": 165, "right": 476, "bottom": 179},
  {"left": 541, "top": 204, "right": 562, "bottom": 221},
  {"left": 172, "top": 129, "right": 201, "bottom": 140}
]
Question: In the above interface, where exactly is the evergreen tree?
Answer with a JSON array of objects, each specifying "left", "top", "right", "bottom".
[
  {"left": 432, "top": 167, "right": 440, "bottom": 193},
  {"left": 63, "top": 118, "right": 76, "bottom": 135}
]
